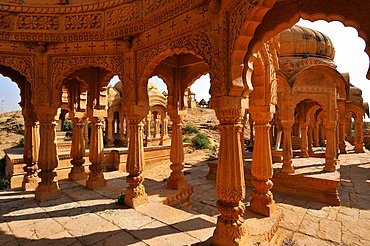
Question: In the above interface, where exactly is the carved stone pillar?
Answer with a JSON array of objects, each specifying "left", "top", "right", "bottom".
[
  {"left": 212, "top": 97, "right": 248, "bottom": 246},
  {"left": 167, "top": 109, "right": 187, "bottom": 190},
  {"left": 34, "top": 106, "right": 61, "bottom": 202},
  {"left": 22, "top": 119, "right": 40, "bottom": 191},
  {"left": 354, "top": 120, "right": 365, "bottom": 153},
  {"left": 249, "top": 114, "right": 254, "bottom": 146},
  {"left": 308, "top": 124, "right": 314, "bottom": 155},
  {"left": 313, "top": 123, "right": 320, "bottom": 147},
  {"left": 249, "top": 109, "right": 276, "bottom": 216},
  {"left": 106, "top": 117, "right": 115, "bottom": 147},
  {"left": 145, "top": 112, "right": 151, "bottom": 141},
  {"left": 124, "top": 112, "right": 148, "bottom": 208},
  {"left": 338, "top": 121, "right": 346, "bottom": 154},
  {"left": 300, "top": 123, "right": 309, "bottom": 158},
  {"left": 69, "top": 115, "right": 88, "bottom": 181},
  {"left": 281, "top": 121, "right": 294, "bottom": 173},
  {"left": 323, "top": 124, "right": 337, "bottom": 172},
  {"left": 84, "top": 119, "right": 89, "bottom": 146},
  {"left": 86, "top": 117, "right": 107, "bottom": 189}
]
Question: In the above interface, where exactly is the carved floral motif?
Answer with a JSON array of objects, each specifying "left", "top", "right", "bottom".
[
  {"left": 106, "top": 3, "right": 141, "bottom": 27},
  {"left": 229, "top": 0, "right": 259, "bottom": 58},
  {"left": 0, "top": 14, "right": 10, "bottom": 29},
  {"left": 17, "top": 15, "right": 60, "bottom": 30},
  {"left": 65, "top": 14, "right": 102, "bottom": 30}
]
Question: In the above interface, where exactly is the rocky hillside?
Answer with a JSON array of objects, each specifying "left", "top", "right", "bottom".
[{"left": 0, "top": 110, "right": 24, "bottom": 159}]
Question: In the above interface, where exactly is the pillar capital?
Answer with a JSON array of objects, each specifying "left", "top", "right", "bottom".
[{"left": 211, "top": 96, "right": 247, "bottom": 123}]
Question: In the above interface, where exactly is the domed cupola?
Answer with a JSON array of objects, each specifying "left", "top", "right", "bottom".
[{"left": 278, "top": 25, "right": 335, "bottom": 59}]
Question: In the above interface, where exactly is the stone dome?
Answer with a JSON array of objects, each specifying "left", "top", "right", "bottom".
[
  {"left": 148, "top": 81, "right": 166, "bottom": 107},
  {"left": 278, "top": 25, "right": 335, "bottom": 59}
]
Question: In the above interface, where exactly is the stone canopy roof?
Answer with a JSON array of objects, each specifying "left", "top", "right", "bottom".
[{"left": 278, "top": 25, "right": 335, "bottom": 59}]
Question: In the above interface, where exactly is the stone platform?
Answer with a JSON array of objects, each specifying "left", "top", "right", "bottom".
[
  {"left": 1, "top": 150, "right": 370, "bottom": 245},
  {"left": 244, "top": 155, "right": 340, "bottom": 205},
  {"left": 5, "top": 143, "right": 189, "bottom": 189}
]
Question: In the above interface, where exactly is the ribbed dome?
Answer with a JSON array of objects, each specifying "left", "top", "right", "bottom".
[{"left": 278, "top": 25, "right": 335, "bottom": 59}]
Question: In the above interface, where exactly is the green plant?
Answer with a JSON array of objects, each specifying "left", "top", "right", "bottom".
[
  {"left": 207, "top": 146, "right": 218, "bottom": 160},
  {"left": 63, "top": 119, "right": 73, "bottom": 131},
  {"left": 0, "top": 178, "right": 10, "bottom": 190},
  {"left": 192, "top": 132, "right": 210, "bottom": 149},
  {"left": 184, "top": 124, "right": 199, "bottom": 134},
  {"left": 0, "top": 157, "right": 10, "bottom": 190},
  {"left": 18, "top": 137, "right": 24, "bottom": 147},
  {"left": 117, "top": 193, "right": 125, "bottom": 205},
  {"left": 183, "top": 136, "right": 191, "bottom": 143}
]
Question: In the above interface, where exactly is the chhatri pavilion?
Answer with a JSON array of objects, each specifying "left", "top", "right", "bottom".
[{"left": 1, "top": 0, "right": 370, "bottom": 245}]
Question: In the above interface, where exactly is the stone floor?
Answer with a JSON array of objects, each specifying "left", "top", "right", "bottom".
[{"left": 1, "top": 149, "right": 370, "bottom": 245}]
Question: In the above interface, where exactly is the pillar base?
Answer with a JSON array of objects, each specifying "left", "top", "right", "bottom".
[
  {"left": 167, "top": 177, "right": 188, "bottom": 190},
  {"left": 300, "top": 151, "right": 309, "bottom": 158},
  {"left": 106, "top": 142, "right": 115, "bottom": 148},
  {"left": 246, "top": 208, "right": 283, "bottom": 245},
  {"left": 354, "top": 144, "right": 365, "bottom": 153},
  {"left": 213, "top": 217, "right": 249, "bottom": 246},
  {"left": 86, "top": 175, "right": 107, "bottom": 190},
  {"left": 35, "top": 182, "right": 61, "bottom": 202},
  {"left": 281, "top": 161, "right": 295, "bottom": 173},
  {"left": 22, "top": 175, "right": 40, "bottom": 191},
  {"left": 250, "top": 198, "right": 276, "bottom": 217},
  {"left": 69, "top": 165, "right": 88, "bottom": 181},
  {"left": 323, "top": 159, "right": 337, "bottom": 172},
  {"left": 124, "top": 185, "right": 148, "bottom": 208}
]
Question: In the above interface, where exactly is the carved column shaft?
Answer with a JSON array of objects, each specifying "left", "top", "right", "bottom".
[
  {"left": 300, "top": 123, "right": 309, "bottom": 158},
  {"left": 313, "top": 124, "right": 320, "bottom": 147},
  {"left": 324, "top": 125, "right": 337, "bottom": 172},
  {"left": 281, "top": 121, "right": 294, "bottom": 173},
  {"left": 338, "top": 121, "right": 346, "bottom": 153},
  {"left": 22, "top": 120, "right": 41, "bottom": 191},
  {"left": 69, "top": 116, "right": 87, "bottom": 181},
  {"left": 106, "top": 117, "right": 115, "bottom": 147},
  {"left": 86, "top": 117, "right": 107, "bottom": 189},
  {"left": 249, "top": 110, "right": 276, "bottom": 216},
  {"left": 124, "top": 114, "right": 148, "bottom": 208},
  {"left": 308, "top": 125, "right": 314, "bottom": 155},
  {"left": 354, "top": 121, "right": 365, "bottom": 153},
  {"left": 213, "top": 105, "right": 248, "bottom": 246},
  {"left": 167, "top": 111, "right": 187, "bottom": 189},
  {"left": 34, "top": 106, "right": 61, "bottom": 202},
  {"left": 145, "top": 113, "right": 151, "bottom": 140}
]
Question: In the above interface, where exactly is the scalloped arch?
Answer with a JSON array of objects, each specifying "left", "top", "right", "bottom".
[
  {"left": 52, "top": 62, "right": 117, "bottom": 107},
  {"left": 138, "top": 47, "right": 208, "bottom": 105},
  {"left": 235, "top": 0, "right": 370, "bottom": 95}
]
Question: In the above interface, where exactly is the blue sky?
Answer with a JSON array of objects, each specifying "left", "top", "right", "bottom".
[{"left": 1, "top": 19, "right": 369, "bottom": 116}]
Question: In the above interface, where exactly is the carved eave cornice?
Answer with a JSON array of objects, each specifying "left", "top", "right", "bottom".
[
  {"left": 0, "top": 0, "right": 208, "bottom": 42},
  {"left": 279, "top": 57, "right": 336, "bottom": 78},
  {"left": 0, "top": 0, "right": 132, "bottom": 14}
]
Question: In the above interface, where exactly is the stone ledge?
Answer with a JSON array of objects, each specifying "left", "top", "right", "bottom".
[{"left": 148, "top": 185, "right": 194, "bottom": 208}]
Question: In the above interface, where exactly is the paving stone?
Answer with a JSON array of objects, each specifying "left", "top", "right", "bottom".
[
  {"left": 292, "top": 232, "right": 336, "bottom": 246},
  {"left": 129, "top": 220, "right": 200, "bottom": 246},
  {"left": 62, "top": 213, "right": 121, "bottom": 245},
  {"left": 172, "top": 214, "right": 216, "bottom": 242},
  {"left": 96, "top": 208, "right": 155, "bottom": 230},
  {"left": 93, "top": 230, "right": 147, "bottom": 246},
  {"left": 298, "top": 213, "right": 320, "bottom": 237},
  {"left": 317, "top": 218, "right": 341, "bottom": 243},
  {"left": 0, "top": 222, "right": 16, "bottom": 245},
  {"left": 280, "top": 209, "right": 305, "bottom": 231},
  {"left": 136, "top": 202, "right": 194, "bottom": 225},
  {"left": 32, "top": 218, "right": 65, "bottom": 238}
]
